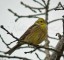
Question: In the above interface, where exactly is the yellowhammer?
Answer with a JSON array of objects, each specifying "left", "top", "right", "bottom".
[{"left": 5, "top": 18, "right": 47, "bottom": 55}]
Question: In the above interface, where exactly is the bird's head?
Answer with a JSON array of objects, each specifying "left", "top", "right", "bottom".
[
  {"left": 35, "top": 18, "right": 47, "bottom": 26},
  {"left": 35, "top": 18, "right": 47, "bottom": 29}
]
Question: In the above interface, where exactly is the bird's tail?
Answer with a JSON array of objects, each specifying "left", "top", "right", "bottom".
[{"left": 5, "top": 44, "right": 21, "bottom": 55}]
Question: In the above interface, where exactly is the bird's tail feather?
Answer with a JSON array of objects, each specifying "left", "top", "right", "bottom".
[{"left": 5, "top": 44, "right": 21, "bottom": 55}]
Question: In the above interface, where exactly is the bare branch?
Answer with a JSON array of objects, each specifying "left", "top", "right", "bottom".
[
  {"left": 47, "top": 0, "right": 50, "bottom": 6},
  {"left": 0, "top": 25, "right": 18, "bottom": 40},
  {"left": 0, "top": 51, "right": 6, "bottom": 54},
  {"left": 20, "top": 1, "right": 45, "bottom": 13},
  {"left": 35, "top": 53, "right": 42, "bottom": 60},
  {"left": 25, "top": 48, "right": 37, "bottom": 54},
  {"left": 0, "top": 54, "right": 31, "bottom": 60},
  {"left": 33, "top": 0, "right": 45, "bottom": 7},
  {"left": 7, "top": 40, "right": 17, "bottom": 45},
  {"left": 62, "top": 16, "right": 64, "bottom": 36},
  {"left": 0, "top": 35, "right": 10, "bottom": 49},
  {"left": 8, "top": 7, "right": 56, "bottom": 22},
  {"left": 48, "top": 36, "right": 59, "bottom": 40},
  {"left": 44, "top": 0, "right": 51, "bottom": 60},
  {"left": 20, "top": 1, "right": 45, "bottom": 9},
  {"left": 50, "top": 15, "right": 64, "bottom": 60},
  {"left": 33, "top": 45, "right": 59, "bottom": 53},
  {"left": 42, "top": 0, "right": 46, "bottom": 5},
  {"left": 21, "top": 0, "right": 45, "bottom": 13},
  {"left": 50, "top": 37, "right": 64, "bottom": 60},
  {"left": 48, "top": 18, "right": 63, "bottom": 24},
  {"left": 56, "top": 33, "right": 62, "bottom": 39},
  {"left": 21, "top": 1, "right": 37, "bottom": 13}
]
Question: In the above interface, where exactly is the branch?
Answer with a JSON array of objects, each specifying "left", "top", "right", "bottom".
[
  {"left": 7, "top": 40, "right": 17, "bottom": 45},
  {"left": 33, "top": 45, "right": 58, "bottom": 53},
  {"left": 44, "top": 0, "right": 50, "bottom": 60},
  {"left": 21, "top": 1, "right": 45, "bottom": 10},
  {"left": 62, "top": 15, "right": 64, "bottom": 36},
  {"left": 8, "top": 1, "right": 63, "bottom": 22},
  {"left": 21, "top": 1, "right": 37, "bottom": 13},
  {"left": 0, "top": 51, "right": 6, "bottom": 54},
  {"left": 8, "top": 7, "right": 56, "bottom": 22},
  {"left": 25, "top": 48, "right": 37, "bottom": 54},
  {"left": 0, "top": 54, "right": 31, "bottom": 60},
  {"left": 48, "top": 18, "right": 64, "bottom": 24},
  {"left": 42, "top": 0, "right": 46, "bottom": 5},
  {"left": 48, "top": 36, "right": 59, "bottom": 40},
  {"left": 50, "top": 17, "right": 64, "bottom": 59},
  {"left": 0, "top": 25, "right": 59, "bottom": 54},
  {"left": 20, "top": 1, "right": 45, "bottom": 13},
  {"left": 50, "top": 37, "right": 64, "bottom": 60},
  {"left": 45, "top": 0, "right": 50, "bottom": 21},
  {"left": 0, "top": 25, "right": 18, "bottom": 47},
  {"left": 0, "top": 35, "right": 10, "bottom": 49},
  {"left": 33, "top": 0, "right": 45, "bottom": 7},
  {"left": 35, "top": 53, "right": 42, "bottom": 60},
  {"left": 47, "top": 0, "right": 50, "bottom": 6},
  {"left": 0, "top": 25, "right": 18, "bottom": 40}
]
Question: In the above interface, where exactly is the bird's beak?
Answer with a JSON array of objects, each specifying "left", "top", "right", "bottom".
[{"left": 35, "top": 23, "right": 40, "bottom": 26}]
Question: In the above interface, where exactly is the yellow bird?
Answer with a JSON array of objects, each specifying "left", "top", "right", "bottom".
[{"left": 5, "top": 18, "right": 47, "bottom": 55}]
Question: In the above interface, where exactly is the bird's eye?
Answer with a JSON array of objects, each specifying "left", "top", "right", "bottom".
[{"left": 40, "top": 21, "right": 42, "bottom": 23}]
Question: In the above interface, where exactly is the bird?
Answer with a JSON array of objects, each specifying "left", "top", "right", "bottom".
[{"left": 5, "top": 18, "right": 47, "bottom": 55}]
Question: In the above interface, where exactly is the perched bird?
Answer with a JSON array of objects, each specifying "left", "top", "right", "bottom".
[{"left": 5, "top": 18, "right": 47, "bottom": 55}]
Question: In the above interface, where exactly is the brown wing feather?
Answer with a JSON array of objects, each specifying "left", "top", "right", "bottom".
[{"left": 19, "top": 24, "right": 36, "bottom": 40}]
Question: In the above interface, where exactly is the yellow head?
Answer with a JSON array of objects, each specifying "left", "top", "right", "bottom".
[
  {"left": 35, "top": 18, "right": 47, "bottom": 30},
  {"left": 35, "top": 18, "right": 47, "bottom": 25}
]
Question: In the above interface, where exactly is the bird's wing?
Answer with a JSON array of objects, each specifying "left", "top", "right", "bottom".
[{"left": 19, "top": 24, "right": 36, "bottom": 40}]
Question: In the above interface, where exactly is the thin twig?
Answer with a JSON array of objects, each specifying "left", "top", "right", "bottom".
[
  {"left": 21, "top": 1, "right": 45, "bottom": 13},
  {"left": 21, "top": 1, "right": 45, "bottom": 9},
  {"left": 25, "top": 48, "right": 37, "bottom": 54},
  {"left": 0, "top": 54, "right": 31, "bottom": 60},
  {"left": 7, "top": 40, "right": 17, "bottom": 45},
  {"left": 35, "top": 53, "right": 42, "bottom": 60},
  {"left": 21, "top": 1, "right": 37, "bottom": 13},
  {"left": 42, "top": 0, "right": 46, "bottom": 5},
  {"left": 0, "top": 35, "right": 10, "bottom": 49},
  {"left": 62, "top": 16, "right": 64, "bottom": 36},
  {"left": 0, "top": 51, "right": 6, "bottom": 54},
  {"left": 44, "top": 0, "right": 50, "bottom": 60},
  {"left": 8, "top": 7, "right": 56, "bottom": 22},
  {"left": 33, "top": 0, "right": 45, "bottom": 7},
  {"left": 48, "top": 36, "right": 59, "bottom": 40},
  {"left": 48, "top": 18, "right": 64, "bottom": 24},
  {"left": 0, "top": 25, "right": 18, "bottom": 40}
]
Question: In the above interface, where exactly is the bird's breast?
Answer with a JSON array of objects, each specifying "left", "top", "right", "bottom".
[{"left": 24, "top": 26, "right": 47, "bottom": 45}]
